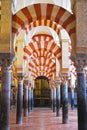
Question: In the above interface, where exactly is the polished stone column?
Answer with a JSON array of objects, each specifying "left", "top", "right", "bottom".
[
  {"left": 73, "top": 55, "right": 87, "bottom": 130},
  {"left": 28, "top": 86, "right": 31, "bottom": 112},
  {"left": 0, "top": 53, "right": 15, "bottom": 130},
  {"left": 24, "top": 80, "right": 28, "bottom": 117},
  {"left": 0, "top": 75, "right": 1, "bottom": 117},
  {"left": 71, "top": 88, "right": 75, "bottom": 110},
  {"left": 50, "top": 88, "right": 53, "bottom": 110},
  {"left": 0, "top": 91, "right": 1, "bottom": 115},
  {"left": 10, "top": 87, "right": 13, "bottom": 109},
  {"left": 31, "top": 87, "right": 34, "bottom": 110},
  {"left": 53, "top": 87, "right": 56, "bottom": 112},
  {"left": 16, "top": 74, "right": 24, "bottom": 124},
  {"left": 62, "top": 77, "right": 68, "bottom": 124},
  {"left": 55, "top": 81, "right": 61, "bottom": 117}
]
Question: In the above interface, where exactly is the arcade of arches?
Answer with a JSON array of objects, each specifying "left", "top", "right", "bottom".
[{"left": 0, "top": 0, "right": 87, "bottom": 130}]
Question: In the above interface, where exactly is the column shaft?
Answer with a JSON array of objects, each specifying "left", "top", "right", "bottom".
[
  {"left": 24, "top": 86, "right": 28, "bottom": 117},
  {"left": 77, "top": 72, "right": 87, "bottom": 130},
  {"left": 71, "top": 88, "right": 75, "bottom": 110},
  {"left": 0, "top": 87, "right": 1, "bottom": 118},
  {"left": 53, "top": 87, "right": 56, "bottom": 112},
  {"left": 51, "top": 89, "right": 53, "bottom": 109},
  {"left": 0, "top": 68, "right": 11, "bottom": 130},
  {"left": 28, "top": 88, "right": 31, "bottom": 112},
  {"left": 62, "top": 82, "right": 68, "bottom": 124},
  {"left": 16, "top": 79, "right": 23, "bottom": 124},
  {"left": 56, "top": 85, "right": 61, "bottom": 116},
  {"left": 31, "top": 88, "right": 34, "bottom": 110}
]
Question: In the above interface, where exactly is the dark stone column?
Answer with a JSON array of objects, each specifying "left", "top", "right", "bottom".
[
  {"left": 62, "top": 78, "right": 68, "bottom": 124},
  {"left": 31, "top": 87, "right": 34, "bottom": 110},
  {"left": 50, "top": 88, "right": 53, "bottom": 110},
  {"left": 16, "top": 74, "right": 24, "bottom": 124},
  {"left": 10, "top": 87, "right": 13, "bottom": 109},
  {"left": 28, "top": 87, "right": 31, "bottom": 112},
  {"left": 0, "top": 53, "right": 15, "bottom": 130},
  {"left": 72, "top": 54, "right": 87, "bottom": 130},
  {"left": 0, "top": 75, "right": 1, "bottom": 117},
  {"left": 71, "top": 88, "right": 75, "bottom": 110},
  {"left": 73, "top": 55, "right": 87, "bottom": 130},
  {"left": 0, "top": 65, "right": 11, "bottom": 130},
  {"left": 77, "top": 71, "right": 87, "bottom": 130},
  {"left": 53, "top": 87, "right": 56, "bottom": 112},
  {"left": 24, "top": 80, "right": 28, "bottom": 117},
  {"left": 56, "top": 83, "right": 61, "bottom": 117}
]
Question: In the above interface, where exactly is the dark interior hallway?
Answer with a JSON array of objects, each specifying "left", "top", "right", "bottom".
[{"left": 10, "top": 107, "right": 77, "bottom": 130}]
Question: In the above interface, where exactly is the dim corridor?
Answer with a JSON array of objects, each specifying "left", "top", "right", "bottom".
[{"left": 10, "top": 108, "right": 77, "bottom": 130}]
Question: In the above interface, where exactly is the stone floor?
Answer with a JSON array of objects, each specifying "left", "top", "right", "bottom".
[{"left": 10, "top": 107, "right": 78, "bottom": 130}]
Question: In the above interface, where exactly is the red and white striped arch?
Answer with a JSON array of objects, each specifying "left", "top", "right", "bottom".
[
  {"left": 23, "top": 34, "right": 76, "bottom": 79},
  {"left": 12, "top": 3, "right": 76, "bottom": 53},
  {"left": 23, "top": 34, "right": 61, "bottom": 61},
  {"left": 29, "top": 63, "right": 55, "bottom": 80},
  {"left": 23, "top": 34, "right": 58, "bottom": 79},
  {"left": 28, "top": 52, "right": 56, "bottom": 79}
]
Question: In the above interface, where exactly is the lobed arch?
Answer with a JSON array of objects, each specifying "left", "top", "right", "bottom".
[{"left": 12, "top": 3, "right": 76, "bottom": 55}]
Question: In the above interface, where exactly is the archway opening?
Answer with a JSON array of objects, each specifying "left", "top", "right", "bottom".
[{"left": 34, "top": 76, "right": 51, "bottom": 107}]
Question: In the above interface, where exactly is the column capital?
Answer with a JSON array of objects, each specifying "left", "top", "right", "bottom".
[
  {"left": 54, "top": 80, "right": 62, "bottom": 87},
  {"left": 60, "top": 73, "right": 69, "bottom": 85},
  {"left": 0, "top": 53, "right": 16, "bottom": 70},
  {"left": 24, "top": 80, "right": 29, "bottom": 88},
  {"left": 71, "top": 54, "right": 87, "bottom": 72},
  {"left": 16, "top": 73, "right": 25, "bottom": 81}
]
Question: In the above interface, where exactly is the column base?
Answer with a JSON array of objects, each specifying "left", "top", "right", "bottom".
[
  {"left": 24, "top": 110, "right": 28, "bottom": 117},
  {"left": 56, "top": 110, "right": 60, "bottom": 117},
  {"left": 62, "top": 119, "right": 68, "bottom": 124},
  {"left": 0, "top": 125, "right": 10, "bottom": 130},
  {"left": 16, "top": 119, "right": 22, "bottom": 124}
]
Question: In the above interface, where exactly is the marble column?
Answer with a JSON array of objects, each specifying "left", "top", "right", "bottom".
[
  {"left": 53, "top": 87, "right": 56, "bottom": 112},
  {"left": 55, "top": 81, "right": 61, "bottom": 117},
  {"left": 31, "top": 87, "right": 34, "bottom": 110},
  {"left": 24, "top": 80, "right": 28, "bottom": 117},
  {"left": 71, "top": 88, "right": 75, "bottom": 110},
  {"left": 10, "top": 87, "right": 13, "bottom": 109},
  {"left": 16, "top": 74, "right": 24, "bottom": 124},
  {"left": 50, "top": 88, "right": 53, "bottom": 110},
  {"left": 0, "top": 53, "right": 15, "bottom": 130},
  {"left": 62, "top": 76, "right": 68, "bottom": 124},
  {"left": 73, "top": 55, "right": 87, "bottom": 130},
  {"left": 0, "top": 75, "right": 1, "bottom": 117},
  {"left": 28, "top": 86, "right": 31, "bottom": 112}
]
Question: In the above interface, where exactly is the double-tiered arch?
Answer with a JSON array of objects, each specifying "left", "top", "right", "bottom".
[
  {"left": 12, "top": 3, "right": 76, "bottom": 54},
  {"left": 23, "top": 34, "right": 61, "bottom": 79},
  {"left": 12, "top": 3, "right": 76, "bottom": 80}
]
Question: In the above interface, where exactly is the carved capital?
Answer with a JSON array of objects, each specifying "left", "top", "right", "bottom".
[
  {"left": 59, "top": 73, "right": 69, "bottom": 85},
  {"left": 16, "top": 73, "right": 25, "bottom": 82},
  {"left": 54, "top": 80, "right": 62, "bottom": 88},
  {"left": 0, "top": 53, "right": 16, "bottom": 70},
  {"left": 71, "top": 54, "right": 87, "bottom": 73},
  {"left": 24, "top": 80, "right": 29, "bottom": 87}
]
